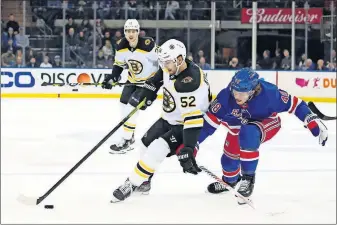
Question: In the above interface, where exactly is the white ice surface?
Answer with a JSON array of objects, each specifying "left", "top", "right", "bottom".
[{"left": 1, "top": 99, "right": 336, "bottom": 223}]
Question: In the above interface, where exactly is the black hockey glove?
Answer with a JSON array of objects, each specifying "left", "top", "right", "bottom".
[
  {"left": 177, "top": 147, "right": 201, "bottom": 175},
  {"left": 102, "top": 66, "right": 122, "bottom": 89},
  {"left": 139, "top": 82, "right": 158, "bottom": 106},
  {"left": 102, "top": 75, "right": 121, "bottom": 89}
]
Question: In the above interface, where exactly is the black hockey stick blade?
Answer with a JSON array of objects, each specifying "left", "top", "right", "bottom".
[
  {"left": 17, "top": 98, "right": 146, "bottom": 206},
  {"left": 308, "top": 101, "right": 337, "bottom": 121}
]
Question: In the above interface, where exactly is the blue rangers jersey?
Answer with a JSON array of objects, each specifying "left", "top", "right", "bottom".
[{"left": 199, "top": 79, "right": 312, "bottom": 143}]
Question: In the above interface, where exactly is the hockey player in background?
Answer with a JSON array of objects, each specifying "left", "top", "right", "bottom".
[
  {"left": 198, "top": 68, "right": 328, "bottom": 204},
  {"left": 102, "top": 19, "right": 158, "bottom": 153},
  {"left": 111, "top": 39, "right": 212, "bottom": 202}
]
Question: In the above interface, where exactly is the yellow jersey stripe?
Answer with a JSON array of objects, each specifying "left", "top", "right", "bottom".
[
  {"left": 134, "top": 167, "right": 149, "bottom": 178},
  {"left": 135, "top": 49, "right": 148, "bottom": 54},
  {"left": 117, "top": 48, "right": 128, "bottom": 53},
  {"left": 139, "top": 160, "right": 155, "bottom": 173},
  {"left": 182, "top": 110, "right": 202, "bottom": 119},
  {"left": 184, "top": 118, "right": 204, "bottom": 126}
]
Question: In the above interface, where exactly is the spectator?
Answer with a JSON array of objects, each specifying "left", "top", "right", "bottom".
[
  {"left": 102, "top": 40, "right": 114, "bottom": 59},
  {"left": 139, "top": 0, "right": 154, "bottom": 19},
  {"left": 25, "top": 47, "right": 36, "bottom": 62},
  {"left": 3, "top": 39, "right": 17, "bottom": 54},
  {"left": 95, "top": 19, "right": 105, "bottom": 39},
  {"left": 40, "top": 56, "right": 53, "bottom": 67},
  {"left": 97, "top": 0, "right": 112, "bottom": 20},
  {"left": 15, "top": 27, "right": 30, "bottom": 50},
  {"left": 6, "top": 14, "right": 19, "bottom": 34},
  {"left": 165, "top": 1, "right": 179, "bottom": 20},
  {"left": 96, "top": 50, "right": 106, "bottom": 68},
  {"left": 195, "top": 50, "right": 205, "bottom": 64},
  {"left": 272, "top": 48, "right": 282, "bottom": 69},
  {"left": 113, "top": 30, "right": 123, "bottom": 45},
  {"left": 2, "top": 27, "right": 16, "bottom": 51},
  {"left": 281, "top": 49, "right": 291, "bottom": 70},
  {"left": 16, "top": 49, "right": 23, "bottom": 60},
  {"left": 67, "top": 28, "right": 78, "bottom": 59},
  {"left": 298, "top": 53, "right": 307, "bottom": 69},
  {"left": 199, "top": 56, "right": 211, "bottom": 70},
  {"left": 316, "top": 59, "right": 327, "bottom": 71},
  {"left": 229, "top": 57, "right": 241, "bottom": 69},
  {"left": 127, "top": 0, "right": 138, "bottom": 19},
  {"left": 16, "top": 56, "right": 24, "bottom": 67},
  {"left": 302, "top": 58, "right": 315, "bottom": 71},
  {"left": 1, "top": 48, "right": 16, "bottom": 67},
  {"left": 53, "top": 55, "right": 62, "bottom": 68},
  {"left": 103, "top": 31, "right": 112, "bottom": 46},
  {"left": 79, "top": 18, "right": 92, "bottom": 36},
  {"left": 26, "top": 57, "right": 38, "bottom": 68},
  {"left": 88, "top": 32, "right": 103, "bottom": 53},
  {"left": 77, "top": 31, "right": 88, "bottom": 47},
  {"left": 327, "top": 62, "right": 336, "bottom": 71},
  {"left": 259, "top": 50, "right": 273, "bottom": 69},
  {"left": 139, "top": 30, "right": 146, "bottom": 37},
  {"left": 65, "top": 17, "right": 77, "bottom": 34}
]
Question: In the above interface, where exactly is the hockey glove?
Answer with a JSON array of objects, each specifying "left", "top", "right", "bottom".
[
  {"left": 177, "top": 147, "right": 201, "bottom": 175},
  {"left": 139, "top": 82, "right": 158, "bottom": 106},
  {"left": 101, "top": 74, "right": 121, "bottom": 89},
  {"left": 304, "top": 113, "right": 328, "bottom": 146}
]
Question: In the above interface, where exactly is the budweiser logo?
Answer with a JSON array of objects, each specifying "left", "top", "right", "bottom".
[{"left": 241, "top": 8, "right": 323, "bottom": 24}]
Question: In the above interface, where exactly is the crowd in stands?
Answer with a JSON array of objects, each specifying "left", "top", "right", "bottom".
[{"left": 1, "top": 0, "right": 336, "bottom": 71}]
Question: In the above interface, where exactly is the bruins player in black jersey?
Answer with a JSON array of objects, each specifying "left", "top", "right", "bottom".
[
  {"left": 111, "top": 39, "right": 212, "bottom": 202},
  {"left": 102, "top": 19, "right": 158, "bottom": 154}
]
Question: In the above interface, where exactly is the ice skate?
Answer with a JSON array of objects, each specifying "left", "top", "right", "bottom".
[
  {"left": 111, "top": 179, "right": 137, "bottom": 203},
  {"left": 134, "top": 180, "right": 151, "bottom": 195},
  {"left": 237, "top": 174, "right": 255, "bottom": 205},
  {"left": 207, "top": 177, "right": 240, "bottom": 194},
  {"left": 109, "top": 133, "right": 135, "bottom": 154}
]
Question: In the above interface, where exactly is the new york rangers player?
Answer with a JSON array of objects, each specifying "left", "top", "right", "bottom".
[{"left": 198, "top": 68, "right": 328, "bottom": 203}]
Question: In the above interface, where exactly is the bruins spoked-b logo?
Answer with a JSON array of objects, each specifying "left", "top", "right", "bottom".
[
  {"left": 127, "top": 60, "right": 143, "bottom": 74},
  {"left": 163, "top": 87, "right": 176, "bottom": 113}
]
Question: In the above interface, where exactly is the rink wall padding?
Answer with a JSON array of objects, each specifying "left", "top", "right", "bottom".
[{"left": 1, "top": 68, "right": 336, "bottom": 103}]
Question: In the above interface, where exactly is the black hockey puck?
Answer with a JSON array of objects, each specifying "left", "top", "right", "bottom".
[
  {"left": 44, "top": 205, "right": 54, "bottom": 209},
  {"left": 72, "top": 89, "right": 78, "bottom": 92}
]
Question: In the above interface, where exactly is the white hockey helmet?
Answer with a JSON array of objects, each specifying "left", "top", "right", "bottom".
[
  {"left": 124, "top": 19, "right": 140, "bottom": 33},
  {"left": 158, "top": 39, "right": 186, "bottom": 65}
]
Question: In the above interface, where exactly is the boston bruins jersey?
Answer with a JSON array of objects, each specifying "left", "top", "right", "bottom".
[
  {"left": 114, "top": 37, "right": 159, "bottom": 83},
  {"left": 149, "top": 60, "right": 211, "bottom": 130}
]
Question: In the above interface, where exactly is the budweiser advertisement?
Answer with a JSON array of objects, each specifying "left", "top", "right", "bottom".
[{"left": 241, "top": 8, "right": 323, "bottom": 24}]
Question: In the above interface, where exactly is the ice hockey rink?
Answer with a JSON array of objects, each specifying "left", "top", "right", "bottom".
[{"left": 1, "top": 98, "right": 336, "bottom": 224}]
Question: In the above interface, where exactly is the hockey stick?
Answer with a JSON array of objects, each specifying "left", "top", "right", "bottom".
[
  {"left": 17, "top": 98, "right": 146, "bottom": 206},
  {"left": 199, "top": 166, "right": 255, "bottom": 209},
  {"left": 41, "top": 82, "right": 143, "bottom": 87},
  {"left": 308, "top": 101, "right": 337, "bottom": 121}
]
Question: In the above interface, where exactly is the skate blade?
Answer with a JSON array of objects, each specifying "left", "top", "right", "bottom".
[{"left": 109, "top": 146, "right": 134, "bottom": 155}]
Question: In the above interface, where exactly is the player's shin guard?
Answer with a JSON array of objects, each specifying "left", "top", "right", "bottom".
[
  {"left": 122, "top": 103, "right": 139, "bottom": 140},
  {"left": 129, "top": 138, "right": 170, "bottom": 186}
]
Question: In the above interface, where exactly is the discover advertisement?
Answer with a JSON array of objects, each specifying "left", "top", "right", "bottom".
[{"left": 1, "top": 68, "right": 336, "bottom": 102}]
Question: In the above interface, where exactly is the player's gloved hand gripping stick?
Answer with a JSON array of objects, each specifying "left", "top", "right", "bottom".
[{"left": 17, "top": 99, "right": 146, "bottom": 206}]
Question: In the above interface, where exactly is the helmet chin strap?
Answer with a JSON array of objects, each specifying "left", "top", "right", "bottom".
[{"left": 169, "top": 58, "right": 183, "bottom": 80}]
